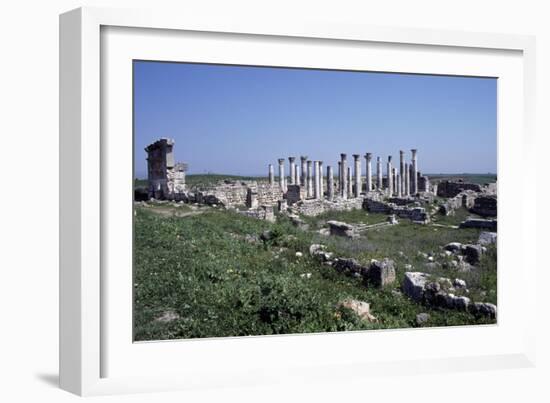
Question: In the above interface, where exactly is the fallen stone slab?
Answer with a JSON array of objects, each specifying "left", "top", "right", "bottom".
[
  {"left": 463, "top": 244, "right": 483, "bottom": 265},
  {"left": 327, "top": 220, "right": 358, "bottom": 238},
  {"left": 478, "top": 231, "right": 497, "bottom": 246},
  {"left": 416, "top": 312, "right": 430, "bottom": 326},
  {"left": 338, "top": 299, "right": 377, "bottom": 323},
  {"left": 403, "top": 272, "right": 431, "bottom": 302},
  {"left": 309, "top": 244, "right": 334, "bottom": 262},
  {"left": 333, "top": 258, "right": 368, "bottom": 278},
  {"left": 444, "top": 242, "right": 463, "bottom": 253},
  {"left": 364, "top": 258, "right": 396, "bottom": 287},
  {"left": 469, "top": 302, "right": 497, "bottom": 319}
]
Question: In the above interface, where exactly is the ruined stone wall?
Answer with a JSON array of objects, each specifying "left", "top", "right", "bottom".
[
  {"left": 470, "top": 195, "right": 497, "bottom": 217},
  {"left": 145, "top": 138, "right": 187, "bottom": 200},
  {"left": 238, "top": 205, "right": 275, "bottom": 222},
  {"left": 436, "top": 181, "right": 482, "bottom": 198},
  {"left": 289, "top": 198, "right": 364, "bottom": 217}
]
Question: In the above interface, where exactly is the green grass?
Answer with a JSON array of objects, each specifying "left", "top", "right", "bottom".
[{"left": 134, "top": 205, "right": 496, "bottom": 341}]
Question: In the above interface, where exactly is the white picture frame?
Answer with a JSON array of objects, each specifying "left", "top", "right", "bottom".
[{"left": 60, "top": 6, "right": 537, "bottom": 396}]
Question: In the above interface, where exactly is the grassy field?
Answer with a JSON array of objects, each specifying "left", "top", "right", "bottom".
[{"left": 134, "top": 204, "right": 496, "bottom": 341}]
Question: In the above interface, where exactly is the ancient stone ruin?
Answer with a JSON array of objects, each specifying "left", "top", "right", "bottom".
[
  {"left": 142, "top": 139, "right": 497, "bottom": 228},
  {"left": 145, "top": 138, "right": 187, "bottom": 200}
]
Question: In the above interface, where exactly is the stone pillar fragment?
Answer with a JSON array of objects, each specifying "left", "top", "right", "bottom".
[
  {"left": 289, "top": 157, "right": 296, "bottom": 185},
  {"left": 319, "top": 161, "right": 324, "bottom": 198},
  {"left": 353, "top": 154, "right": 361, "bottom": 198},
  {"left": 300, "top": 156, "right": 308, "bottom": 186},
  {"left": 400, "top": 150, "right": 405, "bottom": 198},
  {"left": 337, "top": 161, "right": 342, "bottom": 196},
  {"left": 377, "top": 156, "right": 382, "bottom": 190},
  {"left": 314, "top": 161, "right": 321, "bottom": 199},
  {"left": 295, "top": 165, "right": 299, "bottom": 188},
  {"left": 307, "top": 160, "right": 313, "bottom": 198},
  {"left": 347, "top": 166, "right": 353, "bottom": 197},
  {"left": 278, "top": 158, "right": 286, "bottom": 192},
  {"left": 341, "top": 154, "right": 348, "bottom": 199},
  {"left": 396, "top": 172, "right": 401, "bottom": 197},
  {"left": 387, "top": 156, "right": 393, "bottom": 196},
  {"left": 365, "top": 153, "right": 372, "bottom": 193},
  {"left": 268, "top": 164, "right": 274, "bottom": 185},
  {"left": 404, "top": 162, "right": 410, "bottom": 196},
  {"left": 392, "top": 167, "right": 397, "bottom": 196},
  {"left": 327, "top": 165, "right": 334, "bottom": 200},
  {"left": 411, "top": 149, "right": 418, "bottom": 195}
]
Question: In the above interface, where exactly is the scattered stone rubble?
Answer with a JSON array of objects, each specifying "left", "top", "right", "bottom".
[
  {"left": 309, "top": 244, "right": 396, "bottom": 288},
  {"left": 337, "top": 299, "right": 377, "bottom": 323},
  {"left": 402, "top": 272, "right": 496, "bottom": 319}
]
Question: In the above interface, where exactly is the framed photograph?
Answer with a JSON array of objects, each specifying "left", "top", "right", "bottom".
[{"left": 60, "top": 7, "right": 537, "bottom": 396}]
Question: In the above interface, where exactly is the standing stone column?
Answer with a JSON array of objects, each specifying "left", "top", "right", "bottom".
[
  {"left": 347, "top": 167, "right": 353, "bottom": 197},
  {"left": 392, "top": 167, "right": 397, "bottom": 196},
  {"left": 340, "top": 154, "right": 348, "bottom": 199},
  {"left": 411, "top": 149, "right": 418, "bottom": 195},
  {"left": 376, "top": 156, "right": 382, "bottom": 190},
  {"left": 307, "top": 160, "right": 313, "bottom": 198},
  {"left": 319, "top": 161, "right": 324, "bottom": 198},
  {"left": 327, "top": 165, "right": 334, "bottom": 200},
  {"left": 294, "top": 165, "right": 299, "bottom": 188},
  {"left": 400, "top": 150, "right": 405, "bottom": 198},
  {"left": 268, "top": 164, "right": 274, "bottom": 185},
  {"left": 337, "top": 161, "right": 342, "bottom": 196},
  {"left": 314, "top": 161, "right": 321, "bottom": 199},
  {"left": 278, "top": 158, "right": 286, "bottom": 192},
  {"left": 365, "top": 153, "right": 372, "bottom": 193},
  {"left": 300, "top": 156, "right": 308, "bottom": 186},
  {"left": 289, "top": 157, "right": 296, "bottom": 185},
  {"left": 387, "top": 156, "right": 393, "bottom": 196},
  {"left": 396, "top": 172, "right": 401, "bottom": 197},
  {"left": 404, "top": 162, "right": 410, "bottom": 196},
  {"left": 353, "top": 154, "right": 361, "bottom": 198}
]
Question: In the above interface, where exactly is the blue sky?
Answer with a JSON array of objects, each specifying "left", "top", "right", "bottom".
[{"left": 134, "top": 61, "right": 496, "bottom": 178}]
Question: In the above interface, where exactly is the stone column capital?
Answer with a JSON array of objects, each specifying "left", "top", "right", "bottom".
[
  {"left": 388, "top": 156, "right": 393, "bottom": 162},
  {"left": 340, "top": 153, "right": 347, "bottom": 160},
  {"left": 365, "top": 152, "right": 372, "bottom": 160},
  {"left": 278, "top": 158, "right": 285, "bottom": 164},
  {"left": 352, "top": 154, "right": 360, "bottom": 161},
  {"left": 300, "top": 155, "right": 308, "bottom": 162},
  {"left": 288, "top": 156, "right": 296, "bottom": 163}
]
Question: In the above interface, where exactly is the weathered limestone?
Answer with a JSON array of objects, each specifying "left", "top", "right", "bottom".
[
  {"left": 319, "top": 161, "right": 324, "bottom": 197},
  {"left": 411, "top": 149, "right": 418, "bottom": 195},
  {"left": 300, "top": 156, "right": 308, "bottom": 186},
  {"left": 337, "top": 161, "right": 342, "bottom": 195},
  {"left": 327, "top": 165, "right": 334, "bottom": 200},
  {"left": 387, "top": 156, "right": 393, "bottom": 196},
  {"left": 289, "top": 156, "right": 296, "bottom": 185},
  {"left": 347, "top": 166, "right": 353, "bottom": 197},
  {"left": 314, "top": 160, "right": 321, "bottom": 199},
  {"left": 278, "top": 158, "right": 286, "bottom": 192},
  {"left": 268, "top": 164, "right": 274, "bottom": 185},
  {"left": 145, "top": 138, "right": 187, "bottom": 199},
  {"left": 396, "top": 172, "right": 401, "bottom": 197},
  {"left": 307, "top": 160, "right": 313, "bottom": 198},
  {"left": 365, "top": 153, "right": 372, "bottom": 193},
  {"left": 340, "top": 153, "right": 348, "bottom": 199},
  {"left": 392, "top": 167, "right": 397, "bottom": 196},
  {"left": 404, "top": 162, "right": 410, "bottom": 196},
  {"left": 294, "top": 165, "right": 299, "bottom": 187},
  {"left": 353, "top": 154, "right": 361, "bottom": 197},
  {"left": 399, "top": 150, "right": 405, "bottom": 197},
  {"left": 376, "top": 156, "right": 382, "bottom": 190}
]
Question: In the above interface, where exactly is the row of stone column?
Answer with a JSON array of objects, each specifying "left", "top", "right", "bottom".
[{"left": 268, "top": 149, "right": 419, "bottom": 199}]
